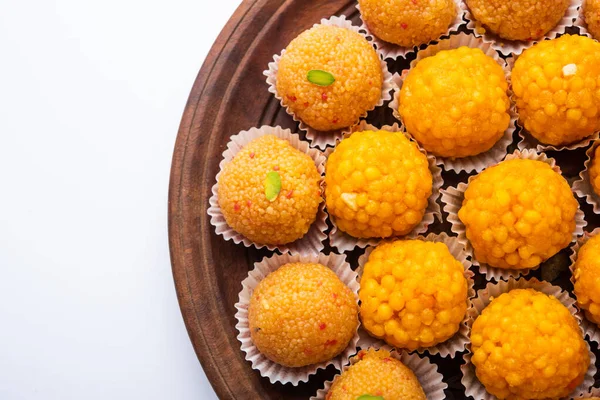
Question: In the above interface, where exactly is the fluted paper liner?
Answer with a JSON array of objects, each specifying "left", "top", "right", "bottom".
[
  {"left": 569, "top": 227, "right": 600, "bottom": 345},
  {"left": 461, "top": 0, "right": 582, "bottom": 56},
  {"left": 352, "top": 233, "right": 475, "bottom": 358},
  {"left": 310, "top": 345, "right": 447, "bottom": 400},
  {"left": 356, "top": 0, "right": 467, "bottom": 60},
  {"left": 326, "top": 122, "right": 443, "bottom": 253},
  {"left": 461, "top": 278, "right": 597, "bottom": 400},
  {"left": 234, "top": 252, "right": 360, "bottom": 385},
  {"left": 264, "top": 15, "right": 394, "bottom": 150},
  {"left": 573, "top": 141, "right": 600, "bottom": 214},
  {"left": 442, "top": 149, "right": 587, "bottom": 281},
  {"left": 389, "top": 33, "right": 517, "bottom": 173},
  {"left": 207, "top": 125, "right": 327, "bottom": 256},
  {"left": 577, "top": 387, "right": 600, "bottom": 398}
]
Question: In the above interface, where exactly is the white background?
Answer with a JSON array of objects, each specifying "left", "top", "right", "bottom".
[{"left": 0, "top": 0, "right": 242, "bottom": 398}]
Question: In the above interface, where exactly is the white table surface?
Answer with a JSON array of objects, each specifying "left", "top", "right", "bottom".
[{"left": 0, "top": 1, "right": 243, "bottom": 398}]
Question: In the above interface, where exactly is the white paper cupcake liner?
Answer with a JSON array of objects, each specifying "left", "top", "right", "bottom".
[
  {"left": 389, "top": 33, "right": 517, "bottom": 173},
  {"left": 352, "top": 233, "right": 475, "bottom": 358},
  {"left": 573, "top": 141, "right": 600, "bottom": 214},
  {"left": 461, "top": 277, "right": 597, "bottom": 400},
  {"left": 234, "top": 252, "right": 360, "bottom": 385},
  {"left": 310, "top": 345, "right": 447, "bottom": 400},
  {"left": 207, "top": 125, "right": 328, "bottom": 256},
  {"left": 462, "top": 0, "right": 582, "bottom": 56},
  {"left": 441, "top": 149, "right": 587, "bottom": 281},
  {"left": 264, "top": 15, "right": 394, "bottom": 150},
  {"left": 326, "top": 122, "right": 443, "bottom": 253},
  {"left": 356, "top": 0, "right": 467, "bottom": 60},
  {"left": 516, "top": 123, "right": 600, "bottom": 152},
  {"left": 577, "top": 387, "right": 600, "bottom": 398},
  {"left": 569, "top": 228, "right": 600, "bottom": 345}
]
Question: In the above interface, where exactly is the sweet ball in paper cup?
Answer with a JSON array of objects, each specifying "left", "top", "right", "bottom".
[
  {"left": 324, "top": 122, "right": 442, "bottom": 253},
  {"left": 310, "top": 346, "right": 447, "bottom": 400},
  {"left": 573, "top": 141, "right": 600, "bottom": 214},
  {"left": 512, "top": 34, "right": 600, "bottom": 151},
  {"left": 355, "top": 233, "right": 475, "bottom": 358},
  {"left": 389, "top": 33, "right": 516, "bottom": 173},
  {"left": 234, "top": 252, "right": 360, "bottom": 385},
  {"left": 462, "top": 278, "right": 596, "bottom": 400},
  {"left": 207, "top": 125, "right": 328, "bottom": 256},
  {"left": 569, "top": 228, "right": 600, "bottom": 345},
  {"left": 442, "top": 149, "right": 585, "bottom": 281},
  {"left": 462, "top": 0, "right": 581, "bottom": 56},
  {"left": 264, "top": 15, "right": 393, "bottom": 150},
  {"left": 356, "top": 0, "right": 466, "bottom": 60}
]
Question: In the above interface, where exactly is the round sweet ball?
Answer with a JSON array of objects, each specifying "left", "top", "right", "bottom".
[
  {"left": 465, "top": 0, "right": 569, "bottom": 41},
  {"left": 458, "top": 158, "right": 578, "bottom": 270},
  {"left": 399, "top": 46, "right": 511, "bottom": 158},
  {"left": 359, "top": 240, "right": 468, "bottom": 350},
  {"left": 573, "top": 234, "right": 600, "bottom": 326},
  {"left": 512, "top": 35, "right": 600, "bottom": 146},
  {"left": 589, "top": 146, "right": 600, "bottom": 196},
  {"left": 248, "top": 262, "right": 358, "bottom": 367},
  {"left": 325, "top": 130, "right": 432, "bottom": 239},
  {"left": 217, "top": 135, "right": 322, "bottom": 245},
  {"left": 358, "top": 0, "right": 456, "bottom": 48},
  {"left": 276, "top": 25, "right": 383, "bottom": 132},
  {"left": 471, "top": 289, "right": 589, "bottom": 399},
  {"left": 585, "top": 0, "right": 600, "bottom": 39},
  {"left": 326, "top": 348, "right": 426, "bottom": 400}
]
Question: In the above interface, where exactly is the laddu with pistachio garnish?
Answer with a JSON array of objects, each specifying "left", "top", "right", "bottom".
[
  {"left": 324, "top": 349, "right": 426, "bottom": 400},
  {"left": 276, "top": 24, "right": 383, "bottom": 132},
  {"left": 217, "top": 135, "right": 322, "bottom": 245}
]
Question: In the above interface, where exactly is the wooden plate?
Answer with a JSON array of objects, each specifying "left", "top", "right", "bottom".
[{"left": 168, "top": 1, "right": 600, "bottom": 398}]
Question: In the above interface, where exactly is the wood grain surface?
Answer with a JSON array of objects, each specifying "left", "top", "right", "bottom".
[{"left": 168, "top": 1, "right": 600, "bottom": 398}]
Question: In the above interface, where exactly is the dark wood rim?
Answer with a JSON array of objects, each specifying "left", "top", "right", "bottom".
[{"left": 168, "top": 1, "right": 358, "bottom": 398}]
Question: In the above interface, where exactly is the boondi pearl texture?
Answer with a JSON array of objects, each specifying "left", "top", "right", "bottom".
[
  {"left": 358, "top": 0, "right": 456, "bottom": 47},
  {"left": 326, "top": 349, "right": 426, "bottom": 400},
  {"left": 466, "top": 0, "right": 569, "bottom": 41},
  {"left": 512, "top": 35, "right": 600, "bottom": 146},
  {"left": 458, "top": 158, "right": 578, "bottom": 270},
  {"left": 248, "top": 262, "right": 358, "bottom": 367},
  {"left": 399, "top": 46, "right": 511, "bottom": 158},
  {"left": 359, "top": 240, "right": 468, "bottom": 350},
  {"left": 217, "top": 135, "right": 322, "bottom": 245},
  {"left": 573, "top": 234, "right": 600, "bottom": 326},
  {"left": 325, "top": 130, "right": 432, "bottom": 239},
  {"left": 471, "top": 289, "right": 589, "bottom": 399},
  {"left": 276, "top": 25, "right": 383, "bottom": 132}
]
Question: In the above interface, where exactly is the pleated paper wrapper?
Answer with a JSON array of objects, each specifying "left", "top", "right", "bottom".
[
  {"left": 389, "top": 33, "right": 517, "bottom": 173},
  {"left": 461, "top": 277, "right": 597, "bottom": 400},
  {"left": 573, "top": 141, "right": 600, "bottom": 214},
  {"left": 356, "top": 0, "right": 467, "bottom": 60},
  {"left": 441, "top": 149, "right": 586, "bottom": 281},
  {"left": 326, "top": 122, "right": 443, "bottom": 253},
  {"left": 264, "top": 15, "right": 394, "bottom": 150},
  {"left": 569, "top": 227, "right": 600, "bottom": 345},
  {"left": 310, "top": 345, "right": 447, "bottom": 400},
  {"left": 353, "top": 232, "right": 475, "bottom": 358},
  {"left": 207, "top": 125, "right": 328, "bottom": 256},
  {"left": 234, "top": 252, "right": 360, "bottom": 385},
  {"left": 461, "top": 0, "right": 581, "bottom": 56}
]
